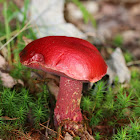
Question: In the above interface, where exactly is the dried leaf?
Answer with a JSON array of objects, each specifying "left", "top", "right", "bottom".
[
  {"left": 0, "top": 116, "right": 19, "bottom": 121},
  {"left": 47, "top": 79, "right": 59, "bottom": 99},
  {"left": 0, "top": 54, "right": 7, "bottom": 69},
  {"left": 64, "top": 132, "right": 73, "bottom": 140},
  {"left": 0, "top": 71, "right": 24, "bottom": 88},
  {"left": 22, "top": 36, "right": 33, "bottom": 45}
]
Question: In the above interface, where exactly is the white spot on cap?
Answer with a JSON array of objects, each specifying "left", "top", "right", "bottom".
[{"left": 30, "top": 53, "right": 44, "bottom": 63}]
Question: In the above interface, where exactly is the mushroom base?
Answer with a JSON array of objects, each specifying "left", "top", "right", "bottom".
[{"left": 54, "top": 76, "right": 83, "bottom": 127}]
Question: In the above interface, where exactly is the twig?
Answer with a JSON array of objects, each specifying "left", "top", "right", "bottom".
[
  {"left": 0, "top": 30, "right": 19, "bottom": 41},
  {"left": 12, "top": 129, "right": 31, "bottom": 140},
  {"left": 64, "top": 129, "right": 76, "bottom": 137},
  {"left": 39, "top": 123, "right": 64, "bottom": 139},
  {"left": 127, "top": 60, "right": 140, "bottom": 66},
  {"left": 42, "top": 119, "right": 50, "bottom": 125},
  {"left": 0, "top": 21, "right": 32, "bottom": 50},
  {"left": 0, "top": 2, "right": 53, "bottom": 51},
  {"left": 0, "top": 116, "right": 19, "bottom": 121}
]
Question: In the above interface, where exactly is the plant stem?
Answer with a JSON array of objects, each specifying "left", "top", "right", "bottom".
[{"left": 4, "top": 2, "right": 12, "bottom": 64}]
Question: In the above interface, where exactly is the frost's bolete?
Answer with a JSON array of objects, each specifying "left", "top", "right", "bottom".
[{"left": 20, "top": 36, "right": 107, "bottom": 127}]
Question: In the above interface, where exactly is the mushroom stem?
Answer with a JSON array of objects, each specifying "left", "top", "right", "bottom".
[{"left": 54, "top": 76, "right": 83, "bottom": 126}]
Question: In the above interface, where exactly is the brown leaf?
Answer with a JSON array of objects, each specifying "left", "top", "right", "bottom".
[
  {"left": 0, "top": 71, "right": 24, "bottom": 88},
  {"left": 0, "top": 54, "right": 7, "bottom": 69},
  {"left": 47, "top": 79, "right": 59, "bottom": 99},
  {"left": 0, "top": 116, "right": 19, "bottom": 120}
]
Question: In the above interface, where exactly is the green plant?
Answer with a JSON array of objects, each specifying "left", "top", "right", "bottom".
[
  {"left": 113, "top": 127, "right": 129, "bottom": 140},
  {"left": 72, "top": 0, "right": 96, "bottom": 27},
  {"left": 133, "top": 99, "right": 140, "bottom": 117},
  {"left": 81, "top": 81, "right": 106, "bottom": 126},
  {"left": 124, "top": 51, "right": 133, "bottom": 63},
  {"left": 0, "top": 86, "right": 50, "bottom": 137},
  {"left": 10, "top": 63, "right": 31, "bottom": 79},
  {"left": 113, "top": 34, "right": 123, "bottom": 47},
  {"left": 90, "top": 109, "right": 103, "bottom": 126},
  {"left": 74, "top": 136, "right": 80, "bottom": 140},
  {"left": 22, "top": 0, "right": 30, "bottom": 26},
  {"left": 32, "top": 105, "right": 48, "bottom": 128},
  {"left": 0, "top": 122, "right": 17, "bottom": 139},
  {"left": 81, "top": 96, "right": 93, "bottom": 112},
  {"left": 0, "top": 0, "right": 36, "bottom": 65},
  {"left": 80, "top": 75, "right": 140, "bottom": 139},
  {"left": 3, "top": 2, "right": 12, "bottom": 64},
  {"left": 0, "top": 88, "right": 20, "bottom": 117},
  {"left": 0, "top": 109, "right": 3, "bottom": 124},
  {"left": 127, "top": 119, "right": 140, "bottom": 139},
  {"left": 113, "top": 119, "right": 140, "bottom": 140},
  {"left": 95, "top": 132, "right": 102, "bottom": 140},
  {"left": 90, "top": 81, "right": 106, "bottom": 109},
  {"left": 116, "top": 88, "right": 134, "bottom": 108}
]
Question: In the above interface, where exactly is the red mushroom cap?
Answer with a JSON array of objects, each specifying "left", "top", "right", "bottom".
[{"left": 20, "top": 36, "right": 107, "bottom": 82}]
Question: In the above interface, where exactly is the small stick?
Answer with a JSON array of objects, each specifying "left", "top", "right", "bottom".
[
  {"left": 127, "top": 60, "right": 140, "bottom": 66},
  {"left": 39, "top": 123, "right": 64, "bottom": 139},
  {"left": 0, "top": 22, "right": 31, "bottom": 50}
]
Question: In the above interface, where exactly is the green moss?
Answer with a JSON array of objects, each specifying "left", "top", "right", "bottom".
[
  {"left": 0, "top": 0, "right": 140, "bottom": 139},
  {"left": 124, "top": 51, "right": 133, "bottom": 63},
  {"left": 113, "top": 34, "right": 123, "bottom": 47},
  {"left": 0, "top": 86, "right": 50, "bottom": 137}
]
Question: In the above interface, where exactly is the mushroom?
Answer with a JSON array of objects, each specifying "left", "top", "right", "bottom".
[{"left": 19, "top": 36, "right": 107, "bottom": 128}]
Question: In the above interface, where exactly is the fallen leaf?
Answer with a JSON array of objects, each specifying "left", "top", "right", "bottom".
[
  {"left": 47, "top": 79, "right": 59, "bottom": 99},
  {"left": 97, "top": 3, "right": 129, "bottom": 39},
  {"left": 0, "top": 116, "right": 19, "bottom": 121},
  {"left": 129, "top": 3, "right": 140, "bottom": 30},
  {"left": 64, "top": 132, "right": 73, "bottom": 140},
  {"left": 122, "top": 30, "right": 140, "bottom": 44},
  {"left": 22, "top": 36, "right": 33, "bottom": 45},
  {"left": 0, "top": 54, "right": 7, "bottom": 69},
  {"left": 0, "top": 71, "right": 24, "bottom": 88}
]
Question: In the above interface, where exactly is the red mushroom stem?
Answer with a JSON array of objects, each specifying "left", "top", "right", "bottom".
[{"left": 54, "top": 76, "right": 83, "bottom": 126}]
